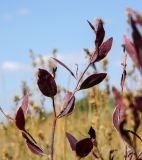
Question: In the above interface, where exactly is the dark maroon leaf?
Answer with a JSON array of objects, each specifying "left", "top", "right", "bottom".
[
  {"left": 112, "top": 106, "right": 121, "bottom": 130},
  {"left": 113, "top": 105, "right": 132, "bottom": 146},
  {"left": 15, "top": 107, "right": 25, "bottom": 130},
  {"left": 112, "top": 87, "right": 124, "bottom": 107},
  {"left": 112, "top": 88, "right": 132, "bottom": 146},
  {"left": 57, "top": 91, "right": 75, "bottom": 118},
  {"left": 112, "top": 105, "right": 126, "bottom": 132},
  {"left": 22, "top": 132, "right": 46, "bottom": 156},
  {"left": 66, "top": 132, "right": 78, "bottom": 151},
  {"left": 124, "top": 35, "right": 140, "bottom": 70},
  {"left": 21, "top": 95, "right": 29, "bottom": 116},
  {"left": 95, "top": 19, "right": 105, "bottom": 48},
  {"left": 87, "top": 20, "right": 95, "bottom": 32},
  {"left": 119, "top": 121, "right": 132, "bottom": 146},
  {"left": 88, "top": 127, "right": 96, "bottom": 139},
  {"left": 95, "top": 37, "right": 113, "bottom": 62},
  {"left": 52, "top": 57, "right": 76, "bottom": 79},
  {"left": 76, "top": 138, "right": 93, "bottom": 158},
  {"left": 37, "top": 68, "right": 57, "bottom": 97},
  {"left": 130, "top": 17, "right": 142, "bottom": 74},
  {"left": 79, "top": 73, "right": 107, "bottom": 90}
]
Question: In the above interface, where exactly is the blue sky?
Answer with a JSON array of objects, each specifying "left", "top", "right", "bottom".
[{"left": 0, "top": 0, "right": 142, "bottom": 116}]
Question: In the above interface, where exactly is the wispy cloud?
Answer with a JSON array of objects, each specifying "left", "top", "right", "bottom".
[
  {"left": 34, "top": 52, "right": 87, "bottom": 67},
  {"left": 0, "top": 61, "right": 32, "bottom": 72},
  {"left": 0, "top": 52, "right": 87, "bottom": 73}
]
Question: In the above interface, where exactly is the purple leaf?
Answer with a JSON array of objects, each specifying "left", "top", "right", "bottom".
[
  {"left": 37, "top": 69, "right": 57, "bottom": 97},
  {"left": 79, "top": 73, "right": 107, "bottom": 90},
  {"left": 124, "top": 35, "right": 140, "bottom": 70},
  {"left": 15, "top": 107, "right": 25, "bottom": 130},
  {"left": 112, "top": 87, "right": 124, "bottom": 107},
  {"left": 66, "top": 132, "right": 78, "bottom": 151},
  {"left": 95, "top": 37, "right": 113, "bottom": 62},
  {"left": 76, "top": 138, "right": 93, "bottom": 158},
  {"left": 112, "top": 106, "right": 120, "bottom": 130},
  {"left": 113, "top": 106, "right": 132, "bottom": 146},
  {"left": 22, "top": 132, "right": 46, "bottom": 156},
  {"left": 95, "top": 19, "right": 105, "bottom": 48},
  {"left": 112, "top": 105, "right": 126, "bottom": 131},
  {"left": 21, "top": 95, "right": 29, "bottom": 116},
  {"left": 119, "top": 121, "right": 132, "bottom": 146},
  {"left": 52, "top": 57, "right": 76, "bottom": 79},
  {"left": 112, "top": 87, "right": 132, "bottom": 146},
  {"left": 87, "top": 20, "right": 96, "bottom": 32},
  {"left": 88, "top": 127, "right": 96, "bottom": 139},
  {"left": 131, "top": 17, "right": 142, "bottom": 74},
  {"left": 57, "top": 91, "right": 75, "bottom": 118}
]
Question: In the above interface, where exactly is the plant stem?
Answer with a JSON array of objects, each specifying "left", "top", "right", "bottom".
[
  {"left": 50, "top": 97, "right": 57, "bottom": 160},
  {"left": 75, "top": 62, "right": 91, "bottom": 91}
]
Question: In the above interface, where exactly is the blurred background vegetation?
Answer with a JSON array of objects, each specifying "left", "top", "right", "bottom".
[{"left": 1, "top": 50, "right": 141, "bottom": 160}]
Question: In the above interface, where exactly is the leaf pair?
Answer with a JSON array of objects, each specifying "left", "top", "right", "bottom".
[
  {"left": 87, "top": 20, "right": 113, "bottom": 63},
  {"left": 57, "top": 91, "right": 75, "bottom": 118},
  {"left": 57, "top": 73, "right": 107, "bottom": 118},
  {"left": 66, "top": 127, "right": 99, "bottom": 159},
  {"left": 0, "top": 96, "right": 47, "bottom": 156}
]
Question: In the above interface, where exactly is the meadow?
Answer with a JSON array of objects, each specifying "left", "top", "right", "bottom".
[{"left": 1, "top": 8, "right": 142, "bottom": 160}]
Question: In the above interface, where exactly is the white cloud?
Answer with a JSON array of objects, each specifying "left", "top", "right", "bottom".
[
  {"left": 34, "top": 52, "right": 87, "bottom": 67},
  {"left": 56, "top": 52, "right": 87, "bottom": 65},
  {"left": 0, "top": 52, "right": 87, "bottom": 73},
  {"left": 0, "top": 61, "right": 32, "bottom": 72}
]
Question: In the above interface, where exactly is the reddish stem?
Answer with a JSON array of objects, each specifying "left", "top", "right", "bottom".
[{"left": 50, "top": 97, "right": 57, "bottom": 160}]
